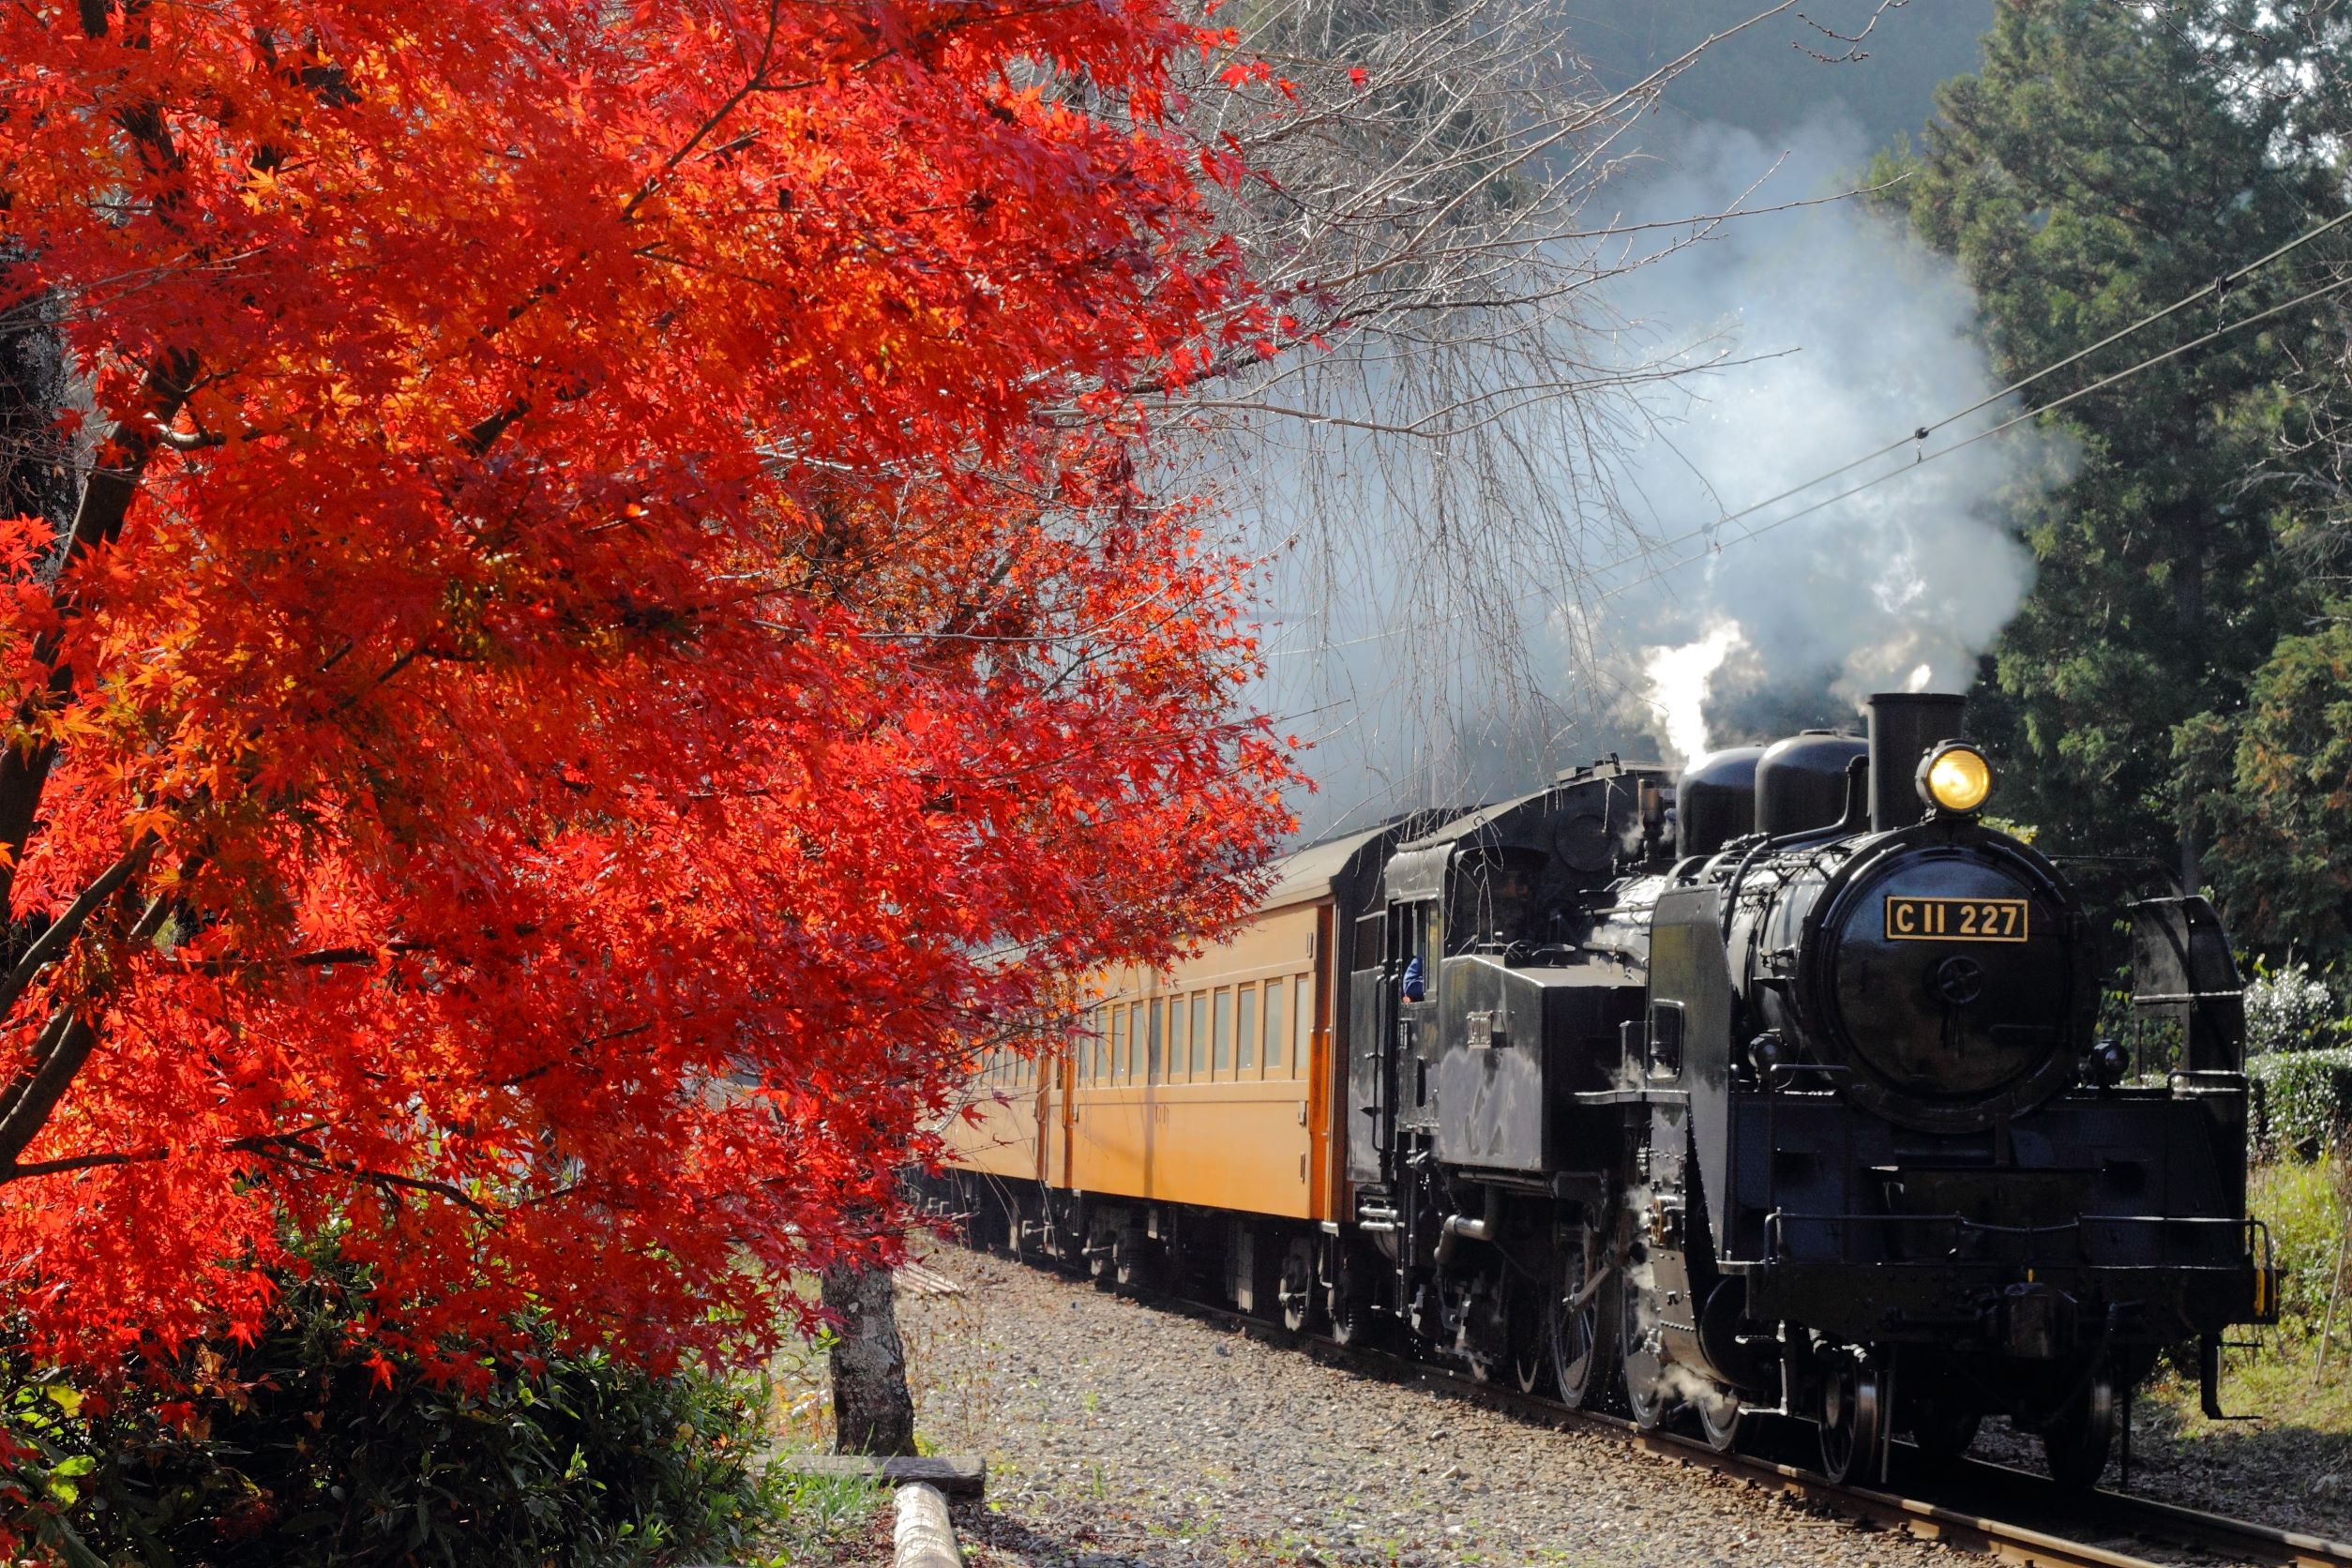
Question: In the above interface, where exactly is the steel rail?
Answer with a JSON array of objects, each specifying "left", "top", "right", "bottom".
[{"left": 958, "top": 1240, "right": 2352, "bottom": 1568}]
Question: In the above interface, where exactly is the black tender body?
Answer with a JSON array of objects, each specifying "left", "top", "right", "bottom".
[{"left": 1333, "top": 693, "right": 2274, "bottom": 1485}]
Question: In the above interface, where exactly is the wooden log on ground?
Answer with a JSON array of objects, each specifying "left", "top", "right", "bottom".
[
  {"left": 776, "top": 1453, "right": 987, "bottom": 1500},
  {"left": 893, "top": 1481, "right": 962, "bottom": 1568}
]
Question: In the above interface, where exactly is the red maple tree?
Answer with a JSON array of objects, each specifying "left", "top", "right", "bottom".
[{"left": 0, "top": 0, "right": 1289, "bottom": 1370}]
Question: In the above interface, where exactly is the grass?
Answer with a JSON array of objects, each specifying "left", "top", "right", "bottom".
[{"left": 2142, "top": 1154, "right": 2352, "bottom": 1443}]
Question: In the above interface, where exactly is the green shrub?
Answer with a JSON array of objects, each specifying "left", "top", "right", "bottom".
[
  {"left": 2248, "top": 1157, "right": 2350, "bottom": 1321},
  {"left": 2250, "top": 1046, "right": 2352, "bottom": 1157},
  {"left": 0, "top": 1252, "right": 799, "bottom": 1568}
]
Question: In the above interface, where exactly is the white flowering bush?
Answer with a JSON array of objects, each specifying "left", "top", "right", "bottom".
[{"left": 2245, "top": 959, "right": 2342, "bottom": 1057}]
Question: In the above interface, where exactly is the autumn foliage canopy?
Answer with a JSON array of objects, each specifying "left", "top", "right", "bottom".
[{"left": 0, "top": 0, "right": 1290, "bottom": 1370}]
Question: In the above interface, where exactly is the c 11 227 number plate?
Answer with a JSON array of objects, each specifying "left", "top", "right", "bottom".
[{"left": 1884, "top": 896, "right": 2028, "bottom": 942}]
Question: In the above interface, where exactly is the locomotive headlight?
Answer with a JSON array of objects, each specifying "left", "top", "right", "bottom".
[{"left": 1918, "top": 742, "right": 1994, "bottom": 814}]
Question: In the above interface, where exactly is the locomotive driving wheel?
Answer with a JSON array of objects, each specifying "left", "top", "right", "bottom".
[
  {"left": 1617, "top": 1245, "right": 1672, "bottom": 1430},
  {"left": 1545, "top": 1218, "right": 1620, "bottom": 1410},
  {"left": 1817, "top": 1351, "right": 1886, "bottom": 1484}
]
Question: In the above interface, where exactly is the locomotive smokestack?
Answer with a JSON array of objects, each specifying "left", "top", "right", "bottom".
[{"left": 1867, "top": 692, "right": 1968, "bottom": 833}]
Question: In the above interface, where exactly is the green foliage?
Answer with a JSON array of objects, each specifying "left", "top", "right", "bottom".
[
  {"left": 0, "top": 1253, "right": 800, "bottom": 1568},
  {"left": 2182, "top": 621, "right": 2352, "bottom": 957},
  {"left": 1872, "top": 0, "right": 2349, "bottom": 912},
  {"left": 2247, "top": 1156, "right": 2349, "bottom": 1322},
  {"left": 2251, "top": 1046, "right": 2352, "bottom": 1158}
]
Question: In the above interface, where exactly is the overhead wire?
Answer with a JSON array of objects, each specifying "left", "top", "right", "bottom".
[
  {"left": 1591, "top": 270, "right": 2352, "bottom": 604},
  {"left": 1260, "top": 204, "right": 2352, "bottom": 661}
]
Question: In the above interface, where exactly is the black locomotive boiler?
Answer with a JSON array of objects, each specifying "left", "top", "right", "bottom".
[{"left": 1334, "top": 691, "right": 2274, "bottom": 1485}]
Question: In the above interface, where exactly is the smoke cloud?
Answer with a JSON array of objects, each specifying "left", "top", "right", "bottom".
[
  {"left": 1241, "top": 113, "right": 2069, "bottom": 835},
  {"left": 1595, "top": 116, "right": 2064, "bottom": 767}
]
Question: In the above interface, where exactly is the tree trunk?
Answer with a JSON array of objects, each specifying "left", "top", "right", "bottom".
[
  {"left": 822, "top": 1261, "right": 917, "bottom": 1456},
  {"left": 0, "top": 272, "right": 75, "bottom": 534}
]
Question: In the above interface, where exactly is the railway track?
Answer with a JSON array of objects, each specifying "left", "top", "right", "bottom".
[{"left": 963, "top": 1241, "right": 2352, "bottom": 1568}]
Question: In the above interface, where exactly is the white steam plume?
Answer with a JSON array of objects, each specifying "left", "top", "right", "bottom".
[
  {"left": 1642, "top": 620, "right": 1743, "bottom": 766},
  {"left": 1597, "top": 116, "right": 2066, "bottom": 759}
]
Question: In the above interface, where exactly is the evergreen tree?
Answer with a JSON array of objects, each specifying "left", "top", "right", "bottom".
[{"left": 1874, "top": 0, "right": 2344, "bottom": 894}]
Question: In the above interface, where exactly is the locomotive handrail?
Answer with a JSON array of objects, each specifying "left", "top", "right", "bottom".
[
  {"left": 1761, "top": 1207, "right": 2253, "bottom": 1266},
  {"left": 1762, "top": 1061, "right": 1852, "bottom": 1088}
]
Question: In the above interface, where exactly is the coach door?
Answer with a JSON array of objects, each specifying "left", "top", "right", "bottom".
[{"left": 1346, "top": 905, "right": 1392, "bottom": 1186}]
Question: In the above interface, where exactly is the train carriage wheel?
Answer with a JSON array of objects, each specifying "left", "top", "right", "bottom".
[
  {"left": 1326, "top": 1244, "right": 1382, "bottom": 1349},
  {"left": 1085, "top": 1219, "right": 1116, "bottom": 1290},
  {"left": 1547, "top": 1220, "right": 1620, "bottom": 1410},
  {"left": 1278, "top": 1242, "right": 1319, "bottom": 1334},
  {"left": 1110, "top": 1228, "right": 1154, "bottom": 1294}
]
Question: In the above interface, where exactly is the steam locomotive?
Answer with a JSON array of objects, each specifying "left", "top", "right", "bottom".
[{"left": 939, "top": 692, "right": 2277, "bottom": 1487}]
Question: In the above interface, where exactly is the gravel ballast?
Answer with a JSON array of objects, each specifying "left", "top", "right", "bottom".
[{"left": 890, "top": 1249, "right": 1977, "bottom": 1568}]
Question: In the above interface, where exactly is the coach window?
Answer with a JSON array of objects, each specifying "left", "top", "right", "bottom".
[
  {"left": 1190, "top": 992, "right": 1210, "bottom": 1078},
  {"left": 1261, "top": 980, "right": 1285, "bottom": 1077},
  {"left": 1165, "top": 995, "right": 1184, "bottom": 1082},
  {"left": 1237, "top": 984, "right": 1259, "bottom": 1074},
  {"left": 1101, "top": 1007, "right": 1118, "bottom": 1084},
  {"left": 1211, "top": 988, "right": 1231, "bottom": 1075}
]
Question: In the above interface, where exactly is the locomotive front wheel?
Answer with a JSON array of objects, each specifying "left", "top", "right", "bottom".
[
  {"left": 1817, "top": 1355, "right": 1885, "bottom": 1484},
  {"left": 2041, "top": 1374, "right": 2118, "bottom": 1492},
  {"left": 1696, "top": 1384, "right": 1750, "bottom": 1454},
  {"left": 1548, "top": 1224, "right": 1620, "bottom": 1410}
]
